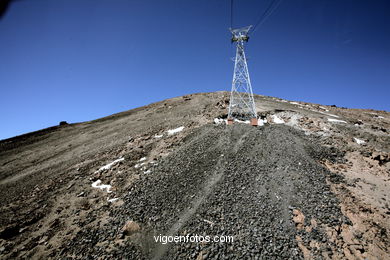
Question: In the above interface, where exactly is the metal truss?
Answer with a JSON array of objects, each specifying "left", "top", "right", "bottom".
[{"left": 228, "top": 26, "right": 257, "bottom": 120}]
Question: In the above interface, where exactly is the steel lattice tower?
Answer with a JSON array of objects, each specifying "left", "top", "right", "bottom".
[{"left": 228, "top": 26, "right": 257, "bottom": 125}]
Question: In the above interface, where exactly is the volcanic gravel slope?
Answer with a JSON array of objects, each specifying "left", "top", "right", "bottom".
[
  {"left": 122, "top": 124, "right": 348, "bottom": 259},
  {"left": 0, "top": 92, "right": 389, "bottom": 259}
]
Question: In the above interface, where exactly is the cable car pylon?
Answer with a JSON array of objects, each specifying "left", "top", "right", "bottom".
[{"left": 227, "top": 25, "right": 258, "bottom": 126}]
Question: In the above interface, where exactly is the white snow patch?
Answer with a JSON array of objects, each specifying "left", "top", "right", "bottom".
[
  {"left": 154, "top": 134, "right": 163, "bottom": 138},
  {"left": 107, "top": 198, "right": 118, "bottom": 203},
  {"left": 271, "top": 115, "right": 285, "bottom": 124},
  {"left": 214, "top": 118, "right": 227, "bottom": 125},
  {"left": 354, "top": 138, "right": 365, "bottom": 145},
  {"left": 258, "top": 118, "right": 267, "bottom": 126},
  {"left": 290, "top": 102, "right": 300, "bottom": 105},
  {"left": 374, "top": 115, "right": 384, "bottom": 119},
  {"left": 96, "top": 158, "right": 124, "bottom": 172},
  {"left": 92, "top": 180, "right": 112, "bottom": 193},
  {"left": 167, "top": 126, "right": 184, "bottom": 135},
  {"left": 144, "top": 170, "right": 152, "bottom": 174},
  {"left": 319, "top": 111, "right": 339, "bottom": 118},
  {"left": 134, "top": 162, "right": 146, "bottom": 169},
  {"left": 328, "top": 118, "right": 347, "bottom": 123},
  {"left": 234, "top": 119, "right": 250, "bottom": 124},
  {"left": 139, "top": 157, "right": 146, "bottom": 162}
]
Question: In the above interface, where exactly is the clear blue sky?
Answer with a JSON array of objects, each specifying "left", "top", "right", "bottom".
[{"left": 0, "top": 0, "right": 389, "bottom": 140}]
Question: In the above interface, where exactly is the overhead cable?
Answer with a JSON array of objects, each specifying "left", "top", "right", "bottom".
[{"left": 252, "top": 0, "right": 283, "bottom": 33}]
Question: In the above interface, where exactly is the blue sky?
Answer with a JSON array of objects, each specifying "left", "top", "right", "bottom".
[{"left": 0, "top": 0, "right": 389, "bottom": 140}]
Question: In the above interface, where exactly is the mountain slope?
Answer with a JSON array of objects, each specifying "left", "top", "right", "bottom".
[{"left": 0, "top": 92, "right": 389, "bottom": 259}]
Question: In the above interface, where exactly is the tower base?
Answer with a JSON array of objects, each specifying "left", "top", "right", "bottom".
[{"left": 250, "top": 118, "right": 258, "bottom": 126}]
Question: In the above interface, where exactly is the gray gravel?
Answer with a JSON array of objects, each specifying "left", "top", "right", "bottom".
[{"left": 58, "top": 123, "right": 350, "bottom": 259}]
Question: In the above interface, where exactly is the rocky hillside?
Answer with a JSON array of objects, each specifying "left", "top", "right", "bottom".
[{"left": 0, "top": 92, "right": 389, "bottom": 259}]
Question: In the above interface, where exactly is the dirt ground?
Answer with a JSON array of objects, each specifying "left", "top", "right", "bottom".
[{"left": 0, "top": 92, "right": 389, "bottom": 259}]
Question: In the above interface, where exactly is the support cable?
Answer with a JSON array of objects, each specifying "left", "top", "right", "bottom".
[
  {"left": 230, "top": 0, "right": 234, "bottom": 29},
  {"left": 252, "top": 0, "right": 282, "bottom": 33}
]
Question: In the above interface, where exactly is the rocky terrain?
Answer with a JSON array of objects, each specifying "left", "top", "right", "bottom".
[{"left": 0, "top": 92, "right": 389, "bottom": 259}]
